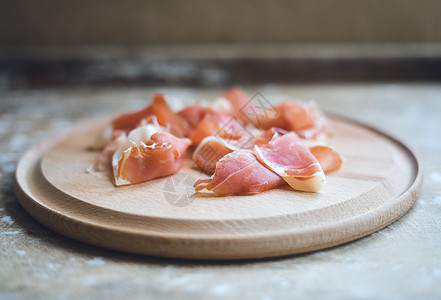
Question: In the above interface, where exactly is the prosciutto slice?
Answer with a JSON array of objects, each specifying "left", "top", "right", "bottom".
[
  {"left": 193, "top": 131, "right": 338, "bottom": 195},
  {"left": 194, "top": 151, "right": 285, "bottom": 196},
  {"left": 254, "top": 132, "right": 327, "bottom": 192},
  {"left": 192, "top": 127, "right": 285, "bottom": 174},
  {"left": 111, "top": 94, "right": 190, "bottom": 138},
  {"left": 192, "top": 136, "right": 238, "bottom": 174},
  {"left": 178, "top": 104, "right": 216, "bottom": 131},
  {"left": 222, "top": 87, "right": 254, "bottom": 124},
  {"left": 309, "top": 145, "right": 343, "bottom": 174},
  {"left": 113, "top": 124, "right": 191, "bottom": 186},
  {"left": 189, "top": 113, "right": 247, "bottom": 145},
  {"left": 253, "top": 101, "right": 326, "bottom": 140}
]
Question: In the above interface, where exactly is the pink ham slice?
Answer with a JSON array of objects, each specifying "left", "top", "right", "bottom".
[
  {"left": 189, "top": 112, "right": 247, "bottom": 146},
  {"left": 192, "top": 136, "right": 238, "bottom": 175},
  {"left": 178, "top": 104, "right": 212, "bottom": 131},
  {"left": 114, "top": 142, "right": 183, "bottom": 186},
  {"left": 309, "top": 145, "right": 343, "bottom": 174},
  {"left": 111, "top": 94, "right": 191, "bottom": 138},
  {"left": 254, "top": 132, "right": 327, "bottom": 192},
  {"left": 193, "top": 150, "right": 285, "bottom": 196},
  {"left": 222, "top": 87, "right": 254, "bottom": 125},
  {"left": 189, "top": 114, "right": 223, "bottom": 145},
  {"left": 193, "top": 131, "right": 340, "bottom": 195},
  {"left": 192, "top": 127, "right": 285, "bottom": 174},
  {"left": 113, "top": 125, "right": 191, "bottom": 186},
  {"left": 253, "top": 101, "right": 327, "bottom": 140},
  {"left": 222, "top": 88, "right": 326, "bottom": 140}
]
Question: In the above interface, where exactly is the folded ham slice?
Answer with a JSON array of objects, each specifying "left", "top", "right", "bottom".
[
  {"left": 193, "top": 131, "right": 336, "bottom": 195},
  {"left": 192, "top": 136, "right": 238, "bottom": 174},
  {"left": 192, "top": 127, "right": 285, "bottom": 174},
  {"left": 309, "top": 145, "right": 343, "bottom": 174},
  {"left": 189, "top": 113, "right": 247, "bottom": 145},
  {"left": 111, "top": 94, "right": 191, "bottom": 138},
  {"left": 252, "top": 100, "right": 326, "bottom": 140},
  {"left": 113, "top": 124, "right": 191, "bottom": 186},
  {"left": 177, "top": 104, "right": 218, "bottom": 131},
  {"left": 254, "top": 132, "right": 326, "bottom": 192},
  {"left": 221, "top": 87, "right": 254, "bottom": 124},
  {"left": 194, "top": 151, "right": 285, "bottom": 196}
]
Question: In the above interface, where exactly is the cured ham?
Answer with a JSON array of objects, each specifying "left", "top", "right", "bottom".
[
  {"left": 194, "top": 151, "right": 285, "bottom": 196},
  {"left": 254, "top": 132, "right": 326, "bottom": 192},
  {"left": 189, "top": 114, "right": 223, "bottom": 145},
  {"left": 177, "top": 89, "right": 257, "bottom": 145},
  {"left": 189, "top": 112, "right": 247, "bottom": 145},
  {"left": 92, "top": 88, "right": 342, "bottom": 194},
  {"left": 309, "top": 145, "right": 343, "bottom": 174},
  {"left": 222, "top": 87, "right": 255, "bottom": 124},
  {"left": 252, "top": 100, "right": 326, "bottom": 140},
  {"left": 112, "top": 124, "right": 191, "bottom": 186},
  {"left": 177, "top": 101, "right": 232, "bottom": 133},
  {"left": 178, "top": 104, "right": 211, "bottom": 130},
  {"left": 192, "top": 136, "right": 238, "bottom": 174},
  {"left": 194, "top": 131, "right": 334, "bottom": 195},
  {"left": 111, "top": 93, "right": 190, "bottom": 138},
  {"left": 192, "top": 127, "right": 285, "bottom": 174}
]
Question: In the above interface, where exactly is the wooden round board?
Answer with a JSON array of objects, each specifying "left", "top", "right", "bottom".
[{"left": 14, "top": 116, "right": 422, "bottom": 260}]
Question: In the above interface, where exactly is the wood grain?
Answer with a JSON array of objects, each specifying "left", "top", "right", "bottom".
[{"left": 14, "top": 116, "right": 422, "bottom": 260}]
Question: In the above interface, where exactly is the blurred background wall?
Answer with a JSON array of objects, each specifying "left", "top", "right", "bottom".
[
  {"left": 1, "top": 0, "right": 441, "bottom": 44},
  {"left": 1, "top": 0, "right": 440, "bottom": 87}
]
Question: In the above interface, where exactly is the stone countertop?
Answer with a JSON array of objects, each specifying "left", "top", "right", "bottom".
[{"left": 1, "top": 83, "right": 440, "bottom": 299}]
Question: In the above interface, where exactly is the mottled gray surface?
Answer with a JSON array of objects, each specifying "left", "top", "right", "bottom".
[{"left": 1, "top": 84, "right": 440, "bottom": 299}]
